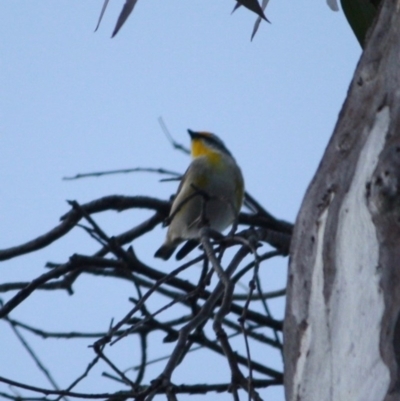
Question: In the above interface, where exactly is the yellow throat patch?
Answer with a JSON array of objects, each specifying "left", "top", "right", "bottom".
[{"left": 191, "top": 138, "right": 222, "bottom": 166}]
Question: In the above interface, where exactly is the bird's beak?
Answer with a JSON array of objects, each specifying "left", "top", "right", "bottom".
[{"left": 187, "top": 129, "right": 196, "bottom": 139}]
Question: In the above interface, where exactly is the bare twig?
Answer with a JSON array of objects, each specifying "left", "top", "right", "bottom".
[
  {"left": 0, "top": 261, "right": 81, "bottom": 318},
  {"left": 0, "top": 153, "right": 289, "bottom": 400},
  {"left": 0, "top": 374, "right": 125, "bottom": 399},
  {"left": 93, "top": 256, "right": 201, "bottom": 349},
  {"left": 5, "top": 316, "right": 66, "bottom": 400},
  {"left": 255, "top": 275, "right": 283, "bottom": 357},
  {"left": 159, "top": 245, "right": 250, "bottom": 386},
  {"left": 54, "top": 355, "right": 102, "bottom": 401},
  {"left": 232, "top": 288, "right": 286, "bottom": 301},
  {"left": 93, "top": 344, "right": 136, "bottom": 389},
  {"left": 63, "top": 167, "right": 180, "bottom": 181},
  {"left": 158, "top": 117, "right": 190, "bottom": 155},
  {"left": 0, "top": 196, "right": 169, "bottom": 262}
]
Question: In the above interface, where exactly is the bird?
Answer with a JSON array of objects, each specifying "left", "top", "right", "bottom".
[{"left": 154, "top": 129, "right": 244, "bottom": 260}]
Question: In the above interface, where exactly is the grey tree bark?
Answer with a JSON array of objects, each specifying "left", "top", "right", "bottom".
[{"left": 284, "top": 1, "right": 400, "bottom": 400}]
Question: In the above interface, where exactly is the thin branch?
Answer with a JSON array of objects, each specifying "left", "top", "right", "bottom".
[
  {"left": 93, "top": 256, "right": 200, "bottom": 349},
  {"left": 255, "top": 275, "right": 283, "bottom": 357},
  {"left": 54, "top": 355, "right": 101, "bottom": 401},
  {"left": 5, "top": 316, "right": 66, "bottom": 400},
  {"left": 63, "top": 167, "right": 180, "bottom": 181},
  {"left": 0, "top": 392, "right": 47, "bottom": 401},
  {"left": 195, "top": 330, "right": 282, "bottom": 378},
  {"left": 0, "top": 261, "right": 81, "bottom": 318},
  {"left": 160, "top": 246, "right": 250, "bottom": 383},
  {"left": 93, "top": 345, "right": 136, "bottom": 389},
  {"left": 1, "top": 252, "right": 283, "bottom": 331},
  {"left": 222, "top": 319, "right": 281, "bottom": 349},
  {"left": 158, "top": 117, "right": 190, "bottom": 155},
  {"left": 232, "top": 250, "right": 281, "bottom": 284},
  {"left": 238, "top": 261, "right": 259, "bottom": 400},
  {"left": 0, "top": 196, "right": 169, "bottom": 262},
  {"left": 110, "top": 290, "right": 198, "bottom": 347},
  {"left": 134, "top": 332, "right": 147, "bottom": 385},
  {"left": 232, "top": 288, "right": 286, "bottom": 301},
  {"left": 0, "top": 162, "right": 288, "bottom": 399},
  {"left": 94, "top": 211, "right": 165, "bottom": 257},
  {"left": 0, "top": 375, "right": 125, "bottom": 399}
]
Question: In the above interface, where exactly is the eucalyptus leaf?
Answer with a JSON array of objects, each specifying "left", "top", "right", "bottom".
[{"left": 340, "top": 0, "right": 379, "bottom": 48}]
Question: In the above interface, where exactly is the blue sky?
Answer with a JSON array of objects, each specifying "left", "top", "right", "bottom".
[{"left": 1, "top": 1, "right": 360, "bottom": 400}]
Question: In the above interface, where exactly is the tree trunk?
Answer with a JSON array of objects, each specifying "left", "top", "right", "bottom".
[{"left": 284, "top": 1, "right": 400, "bottom": 400}]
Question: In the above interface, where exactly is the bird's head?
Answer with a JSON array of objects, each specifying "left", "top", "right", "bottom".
[{"left": 187, "top": 129, "right": 232, "bottom": 160}]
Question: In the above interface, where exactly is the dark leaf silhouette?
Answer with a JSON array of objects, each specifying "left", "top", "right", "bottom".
[
  {"left": 251, "top": 0, "right": 270, "bottom": 40},
  {"left": 340, "top": 0, "right": 379, "bottom": 47},
  {"left": 94, "top": 0, "right": 110, "bottom": 32},
  {"left": 95, "top": 0, "right": 139, "bottom": 37},
  {"left": 234, "top": 0, "right": 269, "bottom": 21},
  {"left": 98, "top": 0, "right": 269, "bottom": 38},
  {"left": 111, "top": 0, "right": 139, "bottom": 38}
]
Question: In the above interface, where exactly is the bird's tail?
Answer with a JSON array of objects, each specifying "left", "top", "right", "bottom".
[
  {"left": 175, "top": 240, "right": 198, "bottom": 260},
  {"left": 154, "top": 244, "right": 177, "bottom": 260}
]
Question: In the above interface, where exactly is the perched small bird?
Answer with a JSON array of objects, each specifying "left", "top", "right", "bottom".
[{"left": 154, "top": 130, "right": 244, "bottom": 260}]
